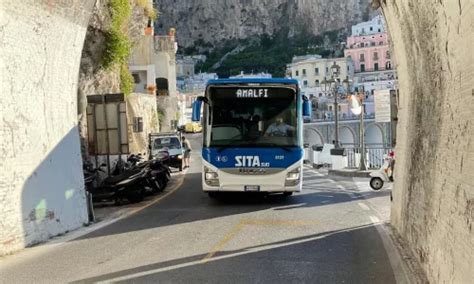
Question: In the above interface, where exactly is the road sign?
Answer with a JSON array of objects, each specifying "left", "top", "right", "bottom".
[{"left": 374, "top": 89, "right": 391, "bottom": 123}]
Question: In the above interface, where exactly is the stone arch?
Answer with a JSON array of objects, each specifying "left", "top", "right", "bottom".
[
  {"left": 339, "top": 126, "right": 356, "bottom": 146},
  {"left": 304, "top": 128, "right": 324, "bottom": 146},
  {"left": 365, "top": 123, "right": 384, "bottom": 146}
]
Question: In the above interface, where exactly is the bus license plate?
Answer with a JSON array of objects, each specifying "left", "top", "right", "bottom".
[{"left": 244, "top": 185, "right": 260, "bottom": 192}]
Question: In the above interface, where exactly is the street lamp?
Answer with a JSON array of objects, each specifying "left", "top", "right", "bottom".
[
  {"left": 321, "top": 62, "right": 346, "bottom": 148},
  {"left": 355, "top": 86, "right": 367, "bottom": 170}
]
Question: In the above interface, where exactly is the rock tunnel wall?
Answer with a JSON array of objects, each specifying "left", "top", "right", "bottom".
[
  {"left": 0, "top": 0, "right": 95, "bottom": 255},
  {"left": 379, "top": 0, "right": 473, "bottom": 282}
]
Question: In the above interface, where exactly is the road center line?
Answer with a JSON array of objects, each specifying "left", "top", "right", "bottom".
[
  {"left": 201, "top": 218, "right": 320, "bottom": 263},
  {"left": 201, "top": 222, "right": 245, "bottom": 263}
]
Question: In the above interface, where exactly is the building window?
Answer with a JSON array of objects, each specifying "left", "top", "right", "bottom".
[
  {"left": 338, "top": 105, "right": 341, "bottom": 111},
  {"left": 329, "top": 106, "right": 333, "bottom": 111},
  {"left": 374, "top": 63, "right": 379, "bottom": 71},
  {"left": 360, "top": 53, "right": 365, "bottom": 62},
  {"left": 302, "top": 69, "right": 307, "bottom": 76},
  {"left": 303, "top": 80, "right": 308, "bottom": 86},
  {"left": 371, "top": 42, "right": 376, "bottom": 46},
  {"left": 386, "top": 61, "right": 392, "bottom": 70},
  {"left": 326, "top": 67, "right": 329, "bottom": 73},
  {"left": 360, "top": 64, "right": 365, "bottom": 72},
  {"left": 295, "top": 70, "right": 299, "bottom": 76},
  {"left": 370, "top": 27, "right": 373, "bottom": 31},
  {"left": 132, "top": 73, "right": 140, "bottom": 84},
  {"left": 386, "top": 50, "right": 391, "bottom": 59},
  {"left": 315, "top": 80, "right": 320, "bottom": 87},
  {"left": 133, "top": 117, "right": 143, "bottom": 133},
  {"left": 319, "top": 93, "right": 322, "bottom": 97},
  {"left": 315, "top": 67, "right": 319, "bottom": 75},
  {"left": 378, "top": 28, "right": 381, "bottom": 32},
  {"left": 373, "top": 52, "right": 379, "bottom": 60}
]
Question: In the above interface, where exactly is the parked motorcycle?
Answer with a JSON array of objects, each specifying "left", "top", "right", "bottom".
[
  {"left": 123, "top": 152, "right": 171, "bottom": 195},
  {"left": 369, "top": 152, "right": 395, "bottom": 190}
]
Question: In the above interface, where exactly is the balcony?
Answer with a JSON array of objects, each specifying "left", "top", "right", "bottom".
[
  {"left": 154, "top": 36, "right": 177, "bottom": 53},
  {"left": 355, "top": 67, "right": 394, "bottom": 74}
]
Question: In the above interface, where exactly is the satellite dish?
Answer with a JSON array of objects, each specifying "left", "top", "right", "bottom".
[{"left": 349, "top": 95, "right": 362, "bottom": 115}]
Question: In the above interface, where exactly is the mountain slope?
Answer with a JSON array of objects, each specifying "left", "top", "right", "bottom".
[{"left": 155, "top": 0, "right": 372, "bottom": 48}]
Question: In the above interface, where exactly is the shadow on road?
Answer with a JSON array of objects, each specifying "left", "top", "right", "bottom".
[
  {"left": 72, "top": 223, "right": 396, "bottom": 283},
  {"left": 76, "top": 171, "right": 390, "bottom": 241}
]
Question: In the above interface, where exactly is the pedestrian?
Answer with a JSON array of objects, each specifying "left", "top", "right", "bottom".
[{"left": 182, "top": 136, "right": 192, "bottom": 168}]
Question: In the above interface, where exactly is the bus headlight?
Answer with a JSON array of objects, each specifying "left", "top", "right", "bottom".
[
  {"left": 204, "top": 166, "right": 220, "bottom": 187},
  {"left": 285, "top": 167, "right": 301, "bottom": 186}
]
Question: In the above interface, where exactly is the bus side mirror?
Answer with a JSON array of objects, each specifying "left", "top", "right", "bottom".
[
  {"left": 192, "top": 99, "right": 203, "bottom": 122},
  {"left": 303, "top": 97, "right": 312, "bottom": 117}
]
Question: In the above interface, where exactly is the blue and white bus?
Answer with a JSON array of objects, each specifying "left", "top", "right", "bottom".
[{"left": 192, "top": 78, "right": 312, "bottom": 197}]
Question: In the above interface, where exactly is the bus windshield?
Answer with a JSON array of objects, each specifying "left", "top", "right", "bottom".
[{"left": 206, "top": 86, "right": 298, "bottom": 148}]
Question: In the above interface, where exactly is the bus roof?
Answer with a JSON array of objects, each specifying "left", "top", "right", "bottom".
[{"left": 206, "top": 78, "right": 298, "bottom": 86}]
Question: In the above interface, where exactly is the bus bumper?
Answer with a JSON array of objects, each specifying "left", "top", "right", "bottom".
[{"left": 201, "top": 161, "right": 303, "bottom": 193}]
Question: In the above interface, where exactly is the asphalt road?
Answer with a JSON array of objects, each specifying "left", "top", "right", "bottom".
[{"left": 0, "top": 134, "right": 400, "bottom": 283}]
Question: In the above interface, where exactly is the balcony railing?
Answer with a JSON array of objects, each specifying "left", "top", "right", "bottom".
[
  {"left": 154, "top": 36, "right": 176, "bottom": 53},
  {"left": 355, "top": 67, "right": 394, "bottom": 73}
]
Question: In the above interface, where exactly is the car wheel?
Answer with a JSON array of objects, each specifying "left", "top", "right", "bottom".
[{"left": 370, "top": 177, "right": 384, "bottom": 191}]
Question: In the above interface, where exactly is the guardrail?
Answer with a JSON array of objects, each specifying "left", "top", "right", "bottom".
[{"left": 344, "top": 146, "right": 392, "bottom": 169}]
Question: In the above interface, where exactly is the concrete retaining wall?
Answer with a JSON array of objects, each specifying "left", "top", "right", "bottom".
[
  {"left": 379, "top": 0, "right": 474, "bottom": 282},
  {"left": 0, "top": 0, "right": 95, "bottom": 255}
]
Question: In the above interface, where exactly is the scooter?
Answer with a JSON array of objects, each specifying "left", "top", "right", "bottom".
[{"left": 369, "top": 155, "right": 394, "bottom": 191}]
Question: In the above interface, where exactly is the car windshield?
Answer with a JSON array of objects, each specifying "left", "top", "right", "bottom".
[
  {"left": 206, "top": 87, "right": 298, "bottom": 148},
  {"left": 152, "top": 137, "right": 181, "bottom": 150}
]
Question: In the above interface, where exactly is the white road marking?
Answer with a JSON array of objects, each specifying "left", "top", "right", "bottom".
[
  {"left": 369, "top": 215, "right": 381, "bottom": 224},
  {"left": 96, "top": 223, "right": 375, "bottom": 283},
  {"left": 358, "top": 203, "right": 370, "bottom": 211}
]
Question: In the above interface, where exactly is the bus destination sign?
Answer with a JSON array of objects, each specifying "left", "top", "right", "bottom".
[
  {"left": 236, "top": 89, "right": 269, "bottom": 98},
  {"left": 211, "top": 87, "right": 295, "bottom": 99}
]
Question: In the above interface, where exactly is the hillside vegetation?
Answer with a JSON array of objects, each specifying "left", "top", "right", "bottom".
[{"left": 186, "top": 30, "right": 347, "bottom": 78}]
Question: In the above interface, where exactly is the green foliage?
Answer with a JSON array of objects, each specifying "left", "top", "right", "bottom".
[
  {"left": 102, "top": 0, "right": 134, "bottom": 94},
  {"left": 109, "top": 0, "right": 132, "bottom": 31},
  {"left": 120, "top": 64, "right": 134, "bottom": 95},
  {"left": 190, "top": 29, "right": 346, "bottom": 77},
  {"left": 103, "top": 31, "right": 131, "bottom": 69}
]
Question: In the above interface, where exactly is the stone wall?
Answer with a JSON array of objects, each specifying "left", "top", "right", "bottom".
[
  {"left": 0, "top": 0, "right": 95, "bottom": 255},
  {"left": 378, "top": 0, "right": 474, "bottom": 282},
  {"left": 126, "top": 93, "right": 160, "bottom": 154}
]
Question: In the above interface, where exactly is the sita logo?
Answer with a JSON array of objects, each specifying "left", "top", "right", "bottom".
[
  {"left": 235, "top": 156, "right": 270, "bottom": 167},
  {"left": 235, "top": 156, "right": 261, "bottom": 167}
]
